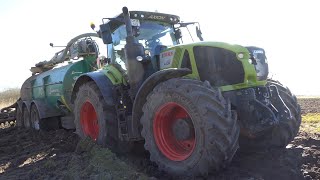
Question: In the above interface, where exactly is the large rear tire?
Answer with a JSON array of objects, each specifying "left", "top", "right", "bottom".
[
  {"left": 140, "top": 78, "right": 239, "bottom": 176},
  {"left": 74, "top": 81, "right": 130, "bottom": 152}
]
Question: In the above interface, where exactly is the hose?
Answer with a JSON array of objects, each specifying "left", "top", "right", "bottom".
[{"left": 35, "top": 33, "right": 99, "bottom": 68}]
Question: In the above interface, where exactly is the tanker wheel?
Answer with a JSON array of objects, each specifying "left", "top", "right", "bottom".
[
  {"left": 239, "top": 79, "right": 301, "bottom": 151},
  {"left": 15, "top": 104, "right": 23, "bottom": 127},
  {"left": 30, "top": 104, "right": 59, "bottom": 131},
  {"left": 74, "top": 81, "right": 131, "bottom": 152},
  {"left": 22, "top": 107, "right": 31, "bottom": 128},
  {"left": 140, "top": 78, "right": 240, "bottom": 176},
  {"left": 30, "top": 105, "right": 40, "bottom": 130}
]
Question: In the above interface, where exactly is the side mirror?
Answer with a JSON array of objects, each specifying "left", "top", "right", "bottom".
[
  {"left": 174, "top": 29, "right": 182, "bottom": 40},
  {"left": 99, "top": 24, "right": 113, "bottom": 44},
  {"left": 196, "top": 26, "right": 203, "bottom": 41}
]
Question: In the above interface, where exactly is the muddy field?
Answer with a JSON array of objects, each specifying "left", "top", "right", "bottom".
[
  {"left": 0, "top": 98, "right": 319, "bottom": 180},
  {"left": 298, "top": 98, "right": 320, "bottom": 114}
]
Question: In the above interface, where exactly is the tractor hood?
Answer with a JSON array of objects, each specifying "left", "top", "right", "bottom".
[{"left": 159, "top": 41, "right": 269, "bottom": 91}]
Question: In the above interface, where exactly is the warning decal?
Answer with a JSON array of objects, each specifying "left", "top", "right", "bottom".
[{"left": 160, "top": 50, "right": 175, "bottom": 69}]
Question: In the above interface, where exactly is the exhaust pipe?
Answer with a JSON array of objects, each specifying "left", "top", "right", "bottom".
[{"left": 122, "top": 7, "right": 145, "bottom": 99}]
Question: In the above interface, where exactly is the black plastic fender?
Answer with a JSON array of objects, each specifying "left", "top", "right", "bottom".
[
  {"left": 71, "top": 71, "right": 115, "bottom": 107},
  {"left": 130, "top": 68, "right": 191, "bottom": 140}
]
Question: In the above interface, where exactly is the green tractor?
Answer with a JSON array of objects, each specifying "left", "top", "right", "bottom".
[{"left": 1, "top": 6, "right": 301, "bottom": 176}]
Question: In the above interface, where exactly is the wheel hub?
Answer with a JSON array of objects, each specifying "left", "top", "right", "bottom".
[
  {"left": 172, "top": 118, "right": 193, "bottom": 140},
  {"left": 80, "top": 101, "right": 99, "bottom": 141},
  {"left": 153, "top": 102, "right": 196, "bottom": 161}
]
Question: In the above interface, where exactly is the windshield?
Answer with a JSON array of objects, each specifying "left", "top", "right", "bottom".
[
  {"left": 107, "top": 21, "right": 177, "bottom": 68},
  {"left": 253, "top": 50, "right": 269, "bottom": 80},
  {"left": 247, "top": 48, "right": 269, "bottom": 81},
  {"left": 179, "top": 24, "right": 201, "bottom": 44}
]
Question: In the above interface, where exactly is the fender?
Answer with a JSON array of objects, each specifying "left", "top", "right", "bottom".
[
  {"left": 16, "top": 99, "right": 23, "bottom": 111},
  {"left": 31, "top": 99, "right": 62, "bottom": 119},
  {"left": 22, "top": 100, "right": 32, "bottom": 113},
  {"left": 130, "top": 68, "right": 191, "bottom": 140},
  {"left": 71, "top": 71, "right": 115, "bottom": 107}
]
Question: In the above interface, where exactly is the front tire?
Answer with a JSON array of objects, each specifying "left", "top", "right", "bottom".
[
  {"left": 140, "top": 78, "right": 239, "bottom": 176},
  {"left": 239, "top": 79, "right": 301, "bottom": 150},
  {"left": 267, "top": 79, "right": 301, "bottom": 146}
]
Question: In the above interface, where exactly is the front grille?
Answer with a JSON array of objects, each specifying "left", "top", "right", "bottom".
[{"left": 193, "top": 46, "right": 245, "bottom": 86}]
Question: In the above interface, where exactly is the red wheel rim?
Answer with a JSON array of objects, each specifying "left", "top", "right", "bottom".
[
  {"left": 153, "top": 102, "right": 196, "bottom": 161},
  {"left": 80, "top": 101, "right": 99, "bottom": 140}
]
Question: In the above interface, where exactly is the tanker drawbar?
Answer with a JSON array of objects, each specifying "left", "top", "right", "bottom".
[{"left": 0, "top": 102, "right": 17, "bottom": 125}]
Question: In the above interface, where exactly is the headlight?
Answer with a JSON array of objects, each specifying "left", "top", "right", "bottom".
[
  {"left": 237, "top": 53, "right": 244, "bottom": 59},
  {"left": 136, "top": 56, "right": 143, "bottom": 61}
]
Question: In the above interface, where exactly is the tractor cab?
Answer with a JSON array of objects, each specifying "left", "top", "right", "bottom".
[
  {"left": 97, "top": 10, "right": 202, "bottom": 71},
  {"left": 99, "top": 11, "right": 177, "bottom": 65}
]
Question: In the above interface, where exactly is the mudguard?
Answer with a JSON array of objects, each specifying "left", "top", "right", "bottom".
[
  {"left": 31, "top": 99, "right": 62, "bottom": 119},
  {"left": 22, "top": 100, "right": 32, "bottom": 113},
  {"left": 16, "top": 100, "right": 23, "bottom": 111},
  {"left": 130, "top": 68, "right": 191, "bottom": 140},
  {"left": 72, "top": 71, "right": 115, "bottom": 106}
]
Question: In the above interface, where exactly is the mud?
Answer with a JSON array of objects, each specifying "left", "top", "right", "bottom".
[
  {"left": 0, "top": 98, "right": 319, "bottom": 180},
  {"left": 213, "top": 132, "right": 320, "bottom": 180},
  {"left": 0, "top": 127, "right": 147, "bottom": 180},
  {"left": 0, "top": 127, "right": 78, "bottom": 179},
  {"left": 298, "top": 98, "right": 320, "bottom": 114}
]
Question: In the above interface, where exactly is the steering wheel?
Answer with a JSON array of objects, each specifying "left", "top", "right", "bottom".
[{"left": 145, "top": 38, "right": 160, "bottom": 48}]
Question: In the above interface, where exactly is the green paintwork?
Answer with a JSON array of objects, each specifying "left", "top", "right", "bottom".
[
  {"left": 22, "top": 46, "right": 127, "bottom": 117},
  {"left": 27, "top": 39, "right": 266, "bottom": 115},
  {"left": 162, "top": 41, "right": 267, "bottom": 91},
  {"left": 101, "top": 64, "right": 127, "bottom": 86},
  {"left": 29, "top": 55, "right": 97, "bottom": 111}
]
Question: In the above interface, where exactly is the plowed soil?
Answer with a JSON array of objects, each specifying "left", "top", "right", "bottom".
[
  {"left": 298, "top": 98, "right": 320, "bottom": 114},
  {"left": 0, "top": 98, "right": 319, "bottom": 180}
]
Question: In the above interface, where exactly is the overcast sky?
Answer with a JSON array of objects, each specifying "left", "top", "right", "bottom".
[{"left": 0, "top": 0, "right": 319, "bottom": 95}]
